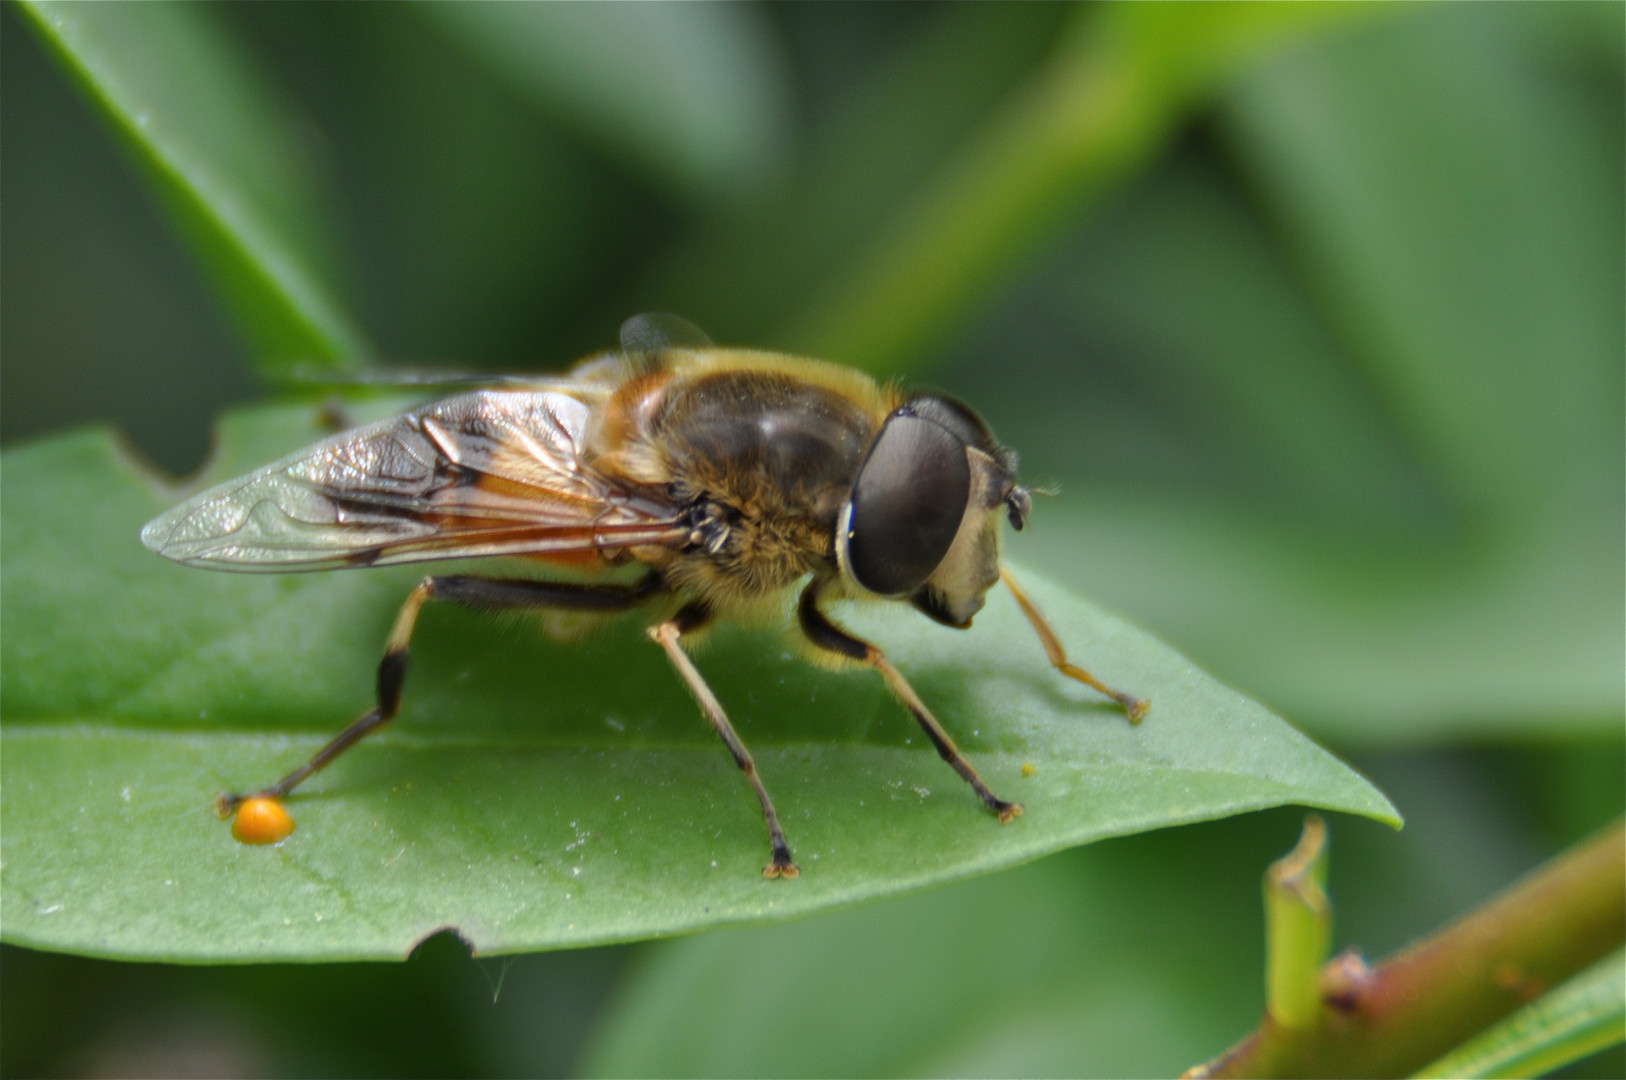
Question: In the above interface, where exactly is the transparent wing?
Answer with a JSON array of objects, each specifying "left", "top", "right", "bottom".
[
  {"left": 278, "top": 365, "right": 565, "bottom": 393},
  {"left": 141, "top": 389, "right": 689, "bottom": 572},
  {"left": 619, "top": 312, "right": 713, "bottom": 362}
]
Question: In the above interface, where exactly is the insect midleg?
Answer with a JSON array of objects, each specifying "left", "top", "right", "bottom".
[
  {"left": 797, "top": 579, "right": 1022, "bottom": 823},
  {"left": 998, "top": 566, "right": 1148, "bottom": 722},
  {"left": 218, "top": 572, "right": 666, "bottom": 813},
  {"left": 648, "top": 603, "right": 799, "bottom": 881}
]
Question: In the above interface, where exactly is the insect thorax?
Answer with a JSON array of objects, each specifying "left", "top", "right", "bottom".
[{"left": 653, "top": 368, "right": 882, "bottom": 599}]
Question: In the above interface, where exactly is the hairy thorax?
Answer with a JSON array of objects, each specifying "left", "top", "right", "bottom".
[{"left": 606, "top": 358, "right": 889, "bottom": 607}]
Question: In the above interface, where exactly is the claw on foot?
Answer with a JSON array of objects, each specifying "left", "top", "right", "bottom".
[
  {"left": 763, "top": 859, "right": 801, "bottom": 880},
  {"left": 996, "top": 801, "right": 1024, "bottom": 824}
]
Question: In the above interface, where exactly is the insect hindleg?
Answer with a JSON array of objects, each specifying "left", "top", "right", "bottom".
[
  {"left": 797, "top": 580, "right": 1021, "bottom": 823},
  {"left": 219, "top": 572, "right": 665, "bottom": 812},
  {"left": 998, "top": 567, "right": 1148, "bottom": 722},
  {"left": 648, "top": 604, "right": 799, "bottom": 880}
]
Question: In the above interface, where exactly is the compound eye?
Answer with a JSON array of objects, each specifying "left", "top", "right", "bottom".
[{"left": 842, "top": 414, "right": 971, "bottom": 596}]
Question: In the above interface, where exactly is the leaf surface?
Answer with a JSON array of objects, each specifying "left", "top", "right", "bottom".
[
  {"left": 1, "top": 409, "right": 1394, "bottom": 961},
  {"left": 423, "top": 3, "right": 787, "bottom": 200}
]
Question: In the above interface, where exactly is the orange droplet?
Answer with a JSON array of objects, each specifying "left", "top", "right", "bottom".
[{"left": 232, "top": 797, "right": 295, "bottom": 845}]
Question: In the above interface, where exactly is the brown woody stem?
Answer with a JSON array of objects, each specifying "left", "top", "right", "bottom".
[{"left": 1188, "top": 819, "right": 1625, "bottom": 1079}]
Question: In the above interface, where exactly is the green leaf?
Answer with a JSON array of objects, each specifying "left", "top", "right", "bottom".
[
  {"left": 583, "top": 816, "right": 1298, "bottom": 1079},
  {"left": 1413, "top": 950, "right": 1626, "bottom": 1080},
  {"left": 18, "top": 0, "right": 368, "bottom": 373},
  {"left": 1, "top": 409, "right": 1394, "bottom": 962},
  {"left": 948, "top": 3, "right": 1624, "bottom": 743},
  {"left": 423, "top": 3, "right": 788, "bottom": 200},
  {"left": 1225, "top": 5, "right": 1624, "bottom": 528}
]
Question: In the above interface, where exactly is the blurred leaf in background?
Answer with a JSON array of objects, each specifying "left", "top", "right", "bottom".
[
  {"left": 17, "top": 1, "right": 367, "bottom": 373},
  {"left": 961, "top": 1, "right": 1625, "bottom": 745},
  {"left": 2, "top": 1, "right": 1620, "bottom": 1077}
]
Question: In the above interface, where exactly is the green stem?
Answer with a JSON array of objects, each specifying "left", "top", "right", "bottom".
[
  {"left": 1265, "top": 816, "right": 1333, "bottom": 1030},
  {"left": 1190, "top": 820, "right": 1626, "bottom": 1079},
  {"left": 783, "top": 2, "right": 1391, "bottom": 375}
]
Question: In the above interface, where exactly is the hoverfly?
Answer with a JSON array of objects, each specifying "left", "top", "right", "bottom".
[{"left": 142, "top": 315, "right": 1146, "bottom": 878}]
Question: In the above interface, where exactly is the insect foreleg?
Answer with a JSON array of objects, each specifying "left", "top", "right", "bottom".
[
  {"left": 218, "top": 572, "right": 665, "bottom": 814},
  {"left": 648, "top": 603, "right": 799, "bottom": 880},
  {"left": 998, "top": 567, "right": 1148, "bottom": 722},
  {"left": 797, "top": 579, "right": 1022, "bottom": 823}
]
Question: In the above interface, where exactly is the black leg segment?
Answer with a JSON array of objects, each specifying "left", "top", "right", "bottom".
[
  {"left": 797, "top": 577, "right": 1021, "bottom": 822},
  {"left": 218, "top": 572, "right": 666, "bottom": 814},
  {"left": 430, "top": 571, "right": 664, "bottom": 613}
]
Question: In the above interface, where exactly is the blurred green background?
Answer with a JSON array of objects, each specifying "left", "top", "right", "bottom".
[{"left": 2, "top": 2, "right": 1620, "bottom": 1076}]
